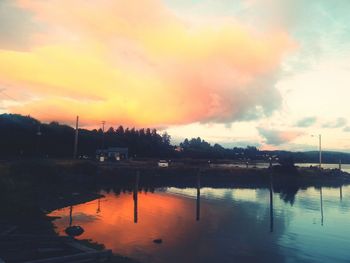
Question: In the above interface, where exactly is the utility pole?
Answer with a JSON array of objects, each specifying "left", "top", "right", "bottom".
[
  {"left": 36, "top": 124, "right": 42, "bottom": 158},
  {"left": 196, "top": 170, "right": 201, "bottom": 221},
  {"left": 101, "top": 121, "right": 106, "bottom": 149},
  {"left": 312, "top": 134, "right": 322, "bottom": 169},
  {"left": 73, "top": 116, "right": 79, "bottom": 159}
]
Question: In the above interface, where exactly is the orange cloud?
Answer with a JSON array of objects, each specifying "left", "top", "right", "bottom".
[{"left": 1, "top": 0, "right": 296, "bottom": 127}]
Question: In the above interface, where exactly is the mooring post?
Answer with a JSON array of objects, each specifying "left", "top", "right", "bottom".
[
  {"left": 320, "top": 187, "right": 324, "bottom": 226},
  {"left": 340, "top": 185, "right": 343, "bottom": 201},
  {"left": 269, "top": 176, "right": 274, "bottom": 233},
  {"left": 196, "top": 170, "right": 201, "bottom": 221},
  {"left": 133, "top": 171, "right": 140, "bottom": 223}
]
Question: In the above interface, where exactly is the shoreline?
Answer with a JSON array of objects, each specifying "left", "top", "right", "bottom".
[{"left": 1, "top": 159, "right": 350, "bottom": 262}]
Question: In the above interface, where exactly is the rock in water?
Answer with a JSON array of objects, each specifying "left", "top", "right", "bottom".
[
  {"left": 65, "top": 225, "right": 84, "bottom": 237},
  {"left": 153, "top": 238, "right": 162, "bottom": 244}
]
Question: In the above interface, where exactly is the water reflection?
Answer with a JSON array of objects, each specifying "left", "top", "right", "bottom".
[
  {"left": 97, "top": 198, "right": 101, "bottom": 214},
  {"left": 49, "top": 184, "right": 350, "bottom": 263},
  {"left": 133, "top": 172, "right": 139, "bottom": 224},
  {"left": 64, "top": 205, "right": 84, "bottom": 237},
  {"left": 196, "top": 171, "right": 200, "bottom": 221},
  {"left": 270, "top": 177, "right": 274, "bottom": 233},
  {"left": 320, "top": 187, "right": 324, "bottom": 226}
]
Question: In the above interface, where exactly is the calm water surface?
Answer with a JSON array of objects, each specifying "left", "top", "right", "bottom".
[
  {"left": 296, "top": 163, "right": 350, "bottom": 173},
  {"left": 50, "top": 185, "right": 350, "bottom": 263},
  {"left": 212, "top": 162, "right": 350, "bottom": 174}
]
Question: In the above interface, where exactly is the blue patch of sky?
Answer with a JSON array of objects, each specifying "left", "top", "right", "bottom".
[
  {"left": 163, "top": 0, "right": 350, "bottom": 70},
  {"left": 162, "top": 0, "right": 243, "bottom": 17}
]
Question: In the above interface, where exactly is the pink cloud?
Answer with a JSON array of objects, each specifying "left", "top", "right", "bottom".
[
  {"left": 1, "top": 0, "right": 296, "bottom": 126},
  {"left": 258, "top": 127, "right": 303, "bottom": 146}
]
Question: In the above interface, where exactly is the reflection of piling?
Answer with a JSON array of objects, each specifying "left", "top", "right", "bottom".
[
  {"left": 269, "top": 176, "right": 274, "bottom": 233},
  {"left": 133, "top": 171, "right": 140, "bottom": 223},
  {"left": 97, "top": 198, "right": 101, "bottom": 214},
  {"left": 196, "top": 170, "right": 201, "bottom": 221},
  {"left": 340, "top": 186, "right": 343, "bottom": 201},
  {"left": 69, "top": 206, "right": 73, "bottom": 227},
  {"left": 320, "top": 187, "right": 324, "bottom": 226},
  {"left": 65, "top": 205, "right": 84, "bottom": 238}
]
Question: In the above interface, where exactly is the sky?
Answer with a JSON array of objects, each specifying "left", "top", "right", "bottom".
[{"left": 0, "top": 0, "right": 350, "bottom": 151}]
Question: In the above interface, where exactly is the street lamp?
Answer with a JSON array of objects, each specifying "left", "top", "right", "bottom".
[{"left": 311, "top": 134, "right": 322, "bottom": 169}]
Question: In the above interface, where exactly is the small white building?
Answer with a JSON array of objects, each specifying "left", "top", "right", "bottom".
[{"left": 158, "top": 160, "right": 169, "bottom": 167}]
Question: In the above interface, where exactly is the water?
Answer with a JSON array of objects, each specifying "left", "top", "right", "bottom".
[
  {"left": 296, "top": 163, "right": 350, "bottom": 173},
  {"left": 213, "top": 162, "right": 350, "bottom": 173},
  {"left": 50, "top": 185, "right": 350, "bottom": 263},
  {"left": 210, "top": 162, "right": 270, "bottom": 169}
]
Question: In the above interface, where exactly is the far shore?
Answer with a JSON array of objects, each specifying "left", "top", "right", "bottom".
[
  {"left": 1, "top": 158, "right": 349, "bottom": 176},
  {"left": 1, "top": 158, "right": 350, "bottom": 189}
]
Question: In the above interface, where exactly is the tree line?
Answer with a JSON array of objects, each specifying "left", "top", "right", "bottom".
[
  {"left": 0, "top": 114, "right": 173, "bottom": 158},
  {"left": 0, "top": 114, "right": 260, "bottom": 159},
  {"left": 1, "top": 114, "right": 350, "bottom": 163}
]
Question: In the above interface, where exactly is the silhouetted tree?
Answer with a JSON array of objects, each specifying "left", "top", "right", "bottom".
[{"left": 2, "top": 114, "right": 350, "bottom": 163}]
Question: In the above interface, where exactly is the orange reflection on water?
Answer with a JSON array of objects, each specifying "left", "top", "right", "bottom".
[{"left": 49, "top": 191, "right": 205, "bottom": 259}]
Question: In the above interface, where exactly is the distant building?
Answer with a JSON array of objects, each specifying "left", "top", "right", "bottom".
[
  {"left": 175, "top": 146, "right": 183, "bottom": 152},
  {"left": 96, "top": 147, "right": 128, "bottom": 161},
  {"left": 158, "top": 160, "right": 169, "bottom": 167}
]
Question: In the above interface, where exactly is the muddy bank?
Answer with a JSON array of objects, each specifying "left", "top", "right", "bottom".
[{"left": 0, "top": 160, "right": 138, "bottom": 263}]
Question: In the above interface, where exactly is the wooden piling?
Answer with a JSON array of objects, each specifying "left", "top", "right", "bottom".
[
  {"left": 133, "top": 171, "right": 140, "bottom": 223},
  {"left": 196, "top": 170, "right": 201, "bottom": 221},
  {"left": 269, "top": 176, "right": 274, "bottom": 233}
]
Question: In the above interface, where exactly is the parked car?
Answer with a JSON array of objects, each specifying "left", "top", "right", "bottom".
[
  {"left": 158, "top": 160, "right": 169, "bottom": 167},
  {"left": 79, "top": 155, "right": 89, "bottom": 160}
]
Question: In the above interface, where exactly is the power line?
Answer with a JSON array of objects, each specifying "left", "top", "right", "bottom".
[{"left": 0, "top": 88, "right": 17, "bottom": 101}]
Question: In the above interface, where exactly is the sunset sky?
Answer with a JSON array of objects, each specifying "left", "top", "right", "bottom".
[{"left": 1, "top": 0, "right": 350, "bottom": 151}]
